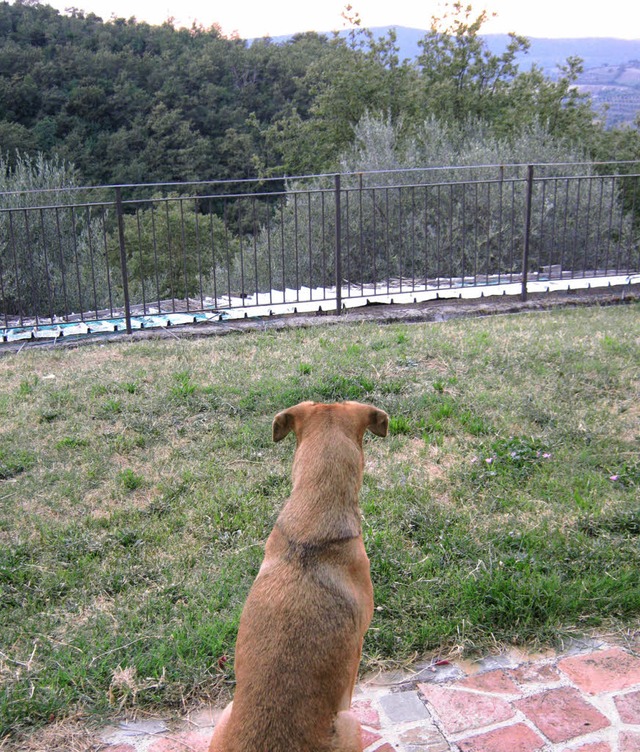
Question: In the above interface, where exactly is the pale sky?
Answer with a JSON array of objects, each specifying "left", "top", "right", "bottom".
[{"left": 43, "top": 0, "right": 640, "bottom": 40}]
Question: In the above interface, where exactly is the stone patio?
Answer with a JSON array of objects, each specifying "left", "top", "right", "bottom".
[{"left": 98, "top": 642, "right": 640, "bottom": 752}]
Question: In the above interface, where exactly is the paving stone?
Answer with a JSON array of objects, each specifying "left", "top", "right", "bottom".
[
  {"left": 92, "top": 644, "right": 640, "bottom": 752},
  {"left": 98, "top": 726, "right": 124, "bottom": 745},
  {"left": 405, "top": 742, "right": 451, "bottom": 752},
  {"left": 456, "top": 723, "right": 545, "bottom": 752},
  {"left": 100, "top": 719, "right": 171, "bottom": 747},
  {"left": 458, "top": 669, "right": 520, "bottom": 695},
  {"left": 117, "top": 719, "right": 170, "bottom": 736},
  {"left": 508, "top": 662, "right": 562, "bottom": 687},
  {"left": 418, "top": 684, "right": 514, "bottom": 735},
  {"left": 353, "top": 698, "right": 382, "bottom": 729},
  {"left": 379, "top": 691, "right": 430, "bottom": 723},
  {"left": 362, "top": 727, "right": 383, "bottom": 748},
  {"left": 560, "top": 743, "right": 611, "bottom": 752},
  {"left": 413, "top": 663, "right": 466, "bottom": 684},
  {"left": 365, "top": 668, "right": 416, "bottom": 685},
  {"left": 614, "top": 688, "right": 640, "bottom": 724},
  {"left": 475, "top": 654, "right": 519, "bottom": 672},
  {"left": 515, "top": 687, "right": 610, "bottom": 744},
  {"left": 562, "top": 638, "right": 607, "bottom": 656},
  {"left": 186, "top": 707, "right": 217, "bottom": 728},
  {"left": 400, "top": 723, "right": 450, "bottom": 751},
  {"left": 619, "top": 730, "right": 640, "bottom": 752},
  {"left": 559, "top": 648, "right": 640, "bottom": 695}
]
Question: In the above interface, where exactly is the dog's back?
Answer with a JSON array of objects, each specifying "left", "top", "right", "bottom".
[{"left": 227, "top": 537, "right": 367, "bottom": 750}]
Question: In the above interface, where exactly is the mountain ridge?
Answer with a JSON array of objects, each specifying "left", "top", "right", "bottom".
[{"left": 283, "top": 27, "right": 640, "bottom": 74}]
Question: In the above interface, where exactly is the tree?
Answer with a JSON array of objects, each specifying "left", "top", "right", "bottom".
[
  {"left": 109, "top": 194, "right": 240, "bottom": 305},
  {"left": 0, "top": 151, "right": 110, "bottom": 320},
  {"left": 137, "top": 104, "right": 209, "bottom": 183},
  {"left": 503, "top": 57, "right": 598, "bottom": 143},
  {"left": 266, "top": 10, "right": 418, "bottom": 175},
  {"left": 413, "top": 2, "right": 598, "bottom": 147},
  {"left": 415, "top": 2, "right": 529, "bottom": 124},
  {"left": 0, "top": 0, "right": 626, "bottom": 186},
  {"left": 245, "top": 114, "right": 636, "bottom": 295}
]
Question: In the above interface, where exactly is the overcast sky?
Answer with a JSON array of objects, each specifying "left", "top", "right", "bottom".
[{"left": 41, "top": 0, "right": 640, "bottom": 40}]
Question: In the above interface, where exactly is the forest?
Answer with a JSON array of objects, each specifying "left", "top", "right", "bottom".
[{"left": 1, "top": 0, "right": 639, "bottom": 188}]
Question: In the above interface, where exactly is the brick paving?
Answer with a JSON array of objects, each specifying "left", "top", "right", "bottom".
[{"left": 97, "top": 642, "right": 640, "bottom": 751}]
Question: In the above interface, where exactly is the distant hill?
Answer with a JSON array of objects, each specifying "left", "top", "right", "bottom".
[
  {"left": 481, "top": 34, "right": 640, "bottom": 126},
  {"left": 268, "top": 27, "right": 640, "bottom": 76},
  {"left": 265, "top": 28, "right": 640, "bottom": 127},
  {"left": 359, "top": 28, "right": 640, "bottom": 76}
]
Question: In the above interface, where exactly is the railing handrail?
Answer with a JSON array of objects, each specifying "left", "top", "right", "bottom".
[{"left": 2, "top": 160, "right": 640, "bottom": 201}]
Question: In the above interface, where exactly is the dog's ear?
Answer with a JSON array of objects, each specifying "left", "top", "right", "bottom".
[
  {"left": 367, "top": 407, "right": 389, "bottom": 437},
  {"left": 272, "top": 408, "right": 295, "bottom": 442},
  {"left": 273, "top": 402, "right": 316, "bottom": 442}
]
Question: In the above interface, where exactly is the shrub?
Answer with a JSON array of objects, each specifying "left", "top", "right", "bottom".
[{"left": 0, "top": 151, "right": 112, "bottom": 319}]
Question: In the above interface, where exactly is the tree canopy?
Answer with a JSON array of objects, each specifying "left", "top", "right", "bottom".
[{"left": 0, "top": 0, "right": 638, "bottom": 186}]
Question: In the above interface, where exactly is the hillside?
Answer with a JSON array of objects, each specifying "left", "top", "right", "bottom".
[
  {"left": 574, "top": 63, "right": 640, "bottom": 126},
  {"left": 0, "top": 2, "right": 638, "bottom": 188},
  {"left": 477, "top": 34, "right": 640, "bottom": 126}
]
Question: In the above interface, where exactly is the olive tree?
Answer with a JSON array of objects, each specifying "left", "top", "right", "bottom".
[{"left": 0, "top": 152, "right": 110, "bottom": 320}]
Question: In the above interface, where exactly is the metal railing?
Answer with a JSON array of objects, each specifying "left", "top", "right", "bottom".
[{"left": 1, "top": 162, "right": 639, "bottom": 336}]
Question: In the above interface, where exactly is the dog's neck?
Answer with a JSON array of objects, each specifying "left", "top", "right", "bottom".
[{"left": 277, "top": 432, "right": 364, "bottom": 543}]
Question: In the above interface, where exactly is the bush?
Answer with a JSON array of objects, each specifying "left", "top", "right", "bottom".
[
  {"left": 236, "top": 116, "right": 637, "bottom": 293},
  {"left": 108, "top": 194, "right": 239, "bottom": 305},
  {"left": 0, "top": 152, "right": 113, "bottom": 319}
]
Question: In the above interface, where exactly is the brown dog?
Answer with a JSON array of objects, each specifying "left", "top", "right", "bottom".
[{"left": 208, "top": 400, "right": 388, "bottom": 752}]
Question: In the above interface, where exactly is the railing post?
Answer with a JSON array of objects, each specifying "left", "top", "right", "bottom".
[
  {"left": 115, "top": 187, "right": 133, "bottom": 334},
  {"left": 521, "top": 164, "right": 534, "bottom": 302},
  {"left": 335, "top": 173, "right": 342, "bottom": 315}
]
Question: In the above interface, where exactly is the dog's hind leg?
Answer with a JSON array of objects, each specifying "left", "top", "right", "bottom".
[
  {"left": 331, "top": 710, "right": 364, "bottom": 751},
  {"left": 208, "top": 701, "right": 233, "bottom": 752}
]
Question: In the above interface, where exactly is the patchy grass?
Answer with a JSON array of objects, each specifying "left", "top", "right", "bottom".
[{"left": 0, "top": 304, "right": 639, "bottom": 740}]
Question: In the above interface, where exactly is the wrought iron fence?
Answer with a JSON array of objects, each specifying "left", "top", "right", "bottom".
[{"left": 1, "top": 162, "right": 639, "bottom": 336}]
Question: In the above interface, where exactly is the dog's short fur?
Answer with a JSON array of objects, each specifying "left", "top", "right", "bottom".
[{"left": 208, "top": 401, "right": 388, "bottom": 752}]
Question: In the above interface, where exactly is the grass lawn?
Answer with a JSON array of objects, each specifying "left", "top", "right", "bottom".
[{"left": 1, "top": 303, "right": 639, "bottom": 740}]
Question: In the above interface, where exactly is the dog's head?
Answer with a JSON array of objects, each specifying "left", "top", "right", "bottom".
[{"left": 272, "top": 401, "right": 388, "bottom": 444}]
